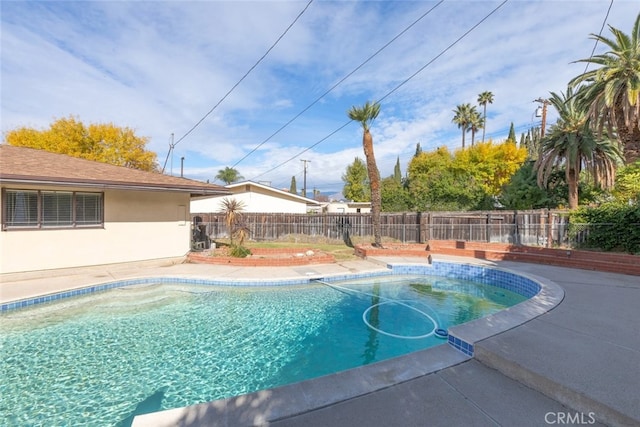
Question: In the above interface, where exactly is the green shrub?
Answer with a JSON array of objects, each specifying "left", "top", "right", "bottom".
[
  {"left": 229, "top": 245, "right": 251, "bottom": 258},
  {"left": 570, "top": 203, "right": 640, "bottom": 254}
]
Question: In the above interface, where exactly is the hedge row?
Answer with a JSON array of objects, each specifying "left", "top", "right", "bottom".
[{"left": 570, "top": 203, "right": 640, "bottom": 254}]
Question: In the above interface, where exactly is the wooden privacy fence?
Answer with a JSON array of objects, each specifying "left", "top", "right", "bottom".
[{"left": 192, "top": 209, "right": 580, "bottom": 248}]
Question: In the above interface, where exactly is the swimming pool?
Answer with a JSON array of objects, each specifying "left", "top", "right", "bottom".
[{"left": 0, "top": 264, "right": 538, "bottom": 426}]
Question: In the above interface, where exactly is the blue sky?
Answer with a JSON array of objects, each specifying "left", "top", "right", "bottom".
[{"left": 2, "top": 0, "right": 637, "bottom": 193}]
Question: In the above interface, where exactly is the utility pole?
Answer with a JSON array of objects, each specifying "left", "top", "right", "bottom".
[
  {"left": 161, "top": 133, "right": 175, "bottom": 174},
  {"left": 534, "top": 98, "right": 551, "bottom": 138},
  {"left": 169, "top": 133, "right": 175, "bottom": 176},
  {"left": 300, "top": 159, "right": 311, "bottom": 198}
]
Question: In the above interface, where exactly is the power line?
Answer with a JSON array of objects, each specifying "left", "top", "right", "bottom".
[
  {"left": 250, "top": 0, "right": 509, "bottom": 182},
  {"left": 272, "top": 117, "right": 536, "bottom": 190},
  {"left": 232, "top": 0, "right": 445, "bottom": 169},
  {"left": 484, "top": 122, "right": 533, "bottom": 140},
  {"left": 161, "top": 0, "right": 314, "bottom": 170},
  {"left": 583, "top": 0, "right": 614, "bottom": 75},
  {"left": 270, "top": 116, "right": 533, "bottom": 189},
  {"left": 376, "top": 1, "right": 508, "bottom": 105},
  {"left": 251, "top": 121, "right": 353, "bottom": 180}
]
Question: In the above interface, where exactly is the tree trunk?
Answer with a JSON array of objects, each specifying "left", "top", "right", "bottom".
[
  {"left": 482, "top": 105, "right": 487, "bottom": 143},
  {"left": 616, "top": 116, "right": 640, "bottom": 165},
  {"left": 567, "top": 167, "right": 579, "bottom": 209},
  {"left": 363, "top": 129, "right": 382, "bottom": 247}
]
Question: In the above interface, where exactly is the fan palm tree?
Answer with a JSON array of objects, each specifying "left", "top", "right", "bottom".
[
  {"left": 569, "top": 13, "right": 640, "bottom": 164},
  {"left": 477, "top": 91, "right": 494, "bottom": 143},
  {"left": 347, "top": 101, "right": 383, "bottom": 247},
  {"left": 215, "top": 167, "right": 243, "bottom": 185},
  {"left": 468, "top": 109, "right": 484, "bottom": 146},
  {"left": 452, "top": 103, "right": 473, "bottom": 148},
  {"left": 535, "top": 87, "right": 622, "bottom": 209}
]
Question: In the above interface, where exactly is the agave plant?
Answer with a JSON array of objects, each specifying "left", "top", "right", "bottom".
[{"left": 219, "top": 198, "right": 250, "bottom": 254}]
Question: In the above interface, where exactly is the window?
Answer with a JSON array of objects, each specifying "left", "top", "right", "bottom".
[
  {"left": 75, "top": 193, "right": 103, "bottom": 226},
  {"left": 42, "top": 191, "right": 73, "bottom": 227},
  {"left": 4, "top": 190, "right": 38, "bottom": 227},
  {"left": 2, "top": 189, "right": 103, "bottom": 229}
]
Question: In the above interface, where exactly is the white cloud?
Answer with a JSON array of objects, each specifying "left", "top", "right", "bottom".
[{"left": 2, "top": 0, "right": 638, "bottom": 193}]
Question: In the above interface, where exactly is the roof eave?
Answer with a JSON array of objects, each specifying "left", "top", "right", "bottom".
[
  {"left": 0, "top": 176, "right": 230, "bottom": 196},
  {"left": 226, "top": 181, "right": 321, "bottom": 205}
]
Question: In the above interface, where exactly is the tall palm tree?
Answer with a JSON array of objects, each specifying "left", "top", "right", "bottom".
[
  {"left": 477, "top": 91, "right": 494, "bottom": 143},
  {"left": 468, "top": 108, "right": 484, "bottom": 146},
  {"left": 347, "top": 101, "right": 383, "bottom": 247},
  {"left": 215, "top": 167, "right": 243, "bottom": 185},
  {"left": 452, "top": 103, "right": 473, "bottom": 148},
  {"left": 535, "top": 87, "right": 622, "bottom": 209},
  {"left": 569, "top": 13, "right": 640, "bottom": 164}
]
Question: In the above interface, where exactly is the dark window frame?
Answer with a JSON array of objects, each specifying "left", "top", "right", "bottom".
[{"left": 2, "top": 189, "right": 104, "bottom": 230}]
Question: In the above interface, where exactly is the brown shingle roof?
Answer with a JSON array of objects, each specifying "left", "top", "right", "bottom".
[{"left": 0, "top": 145, "right": 229, "bottom": 196}]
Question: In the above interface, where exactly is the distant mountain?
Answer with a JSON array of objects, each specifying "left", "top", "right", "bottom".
[
  {"left": 294, "top": 190, "right": 344, "bottom": 202},
  {"left": 327, "top": 192, "right": 345, "bottom": 202}
]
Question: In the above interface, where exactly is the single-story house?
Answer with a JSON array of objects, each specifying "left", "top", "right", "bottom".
[
  {"left": 323, "top": 201, "right": 371, "bottom": 213},
  {"left": 191, "top": 181, "right": 321, "bottom": 214},
  {"left": 0, "top": 145, "right": 228, "bottom": 274}
]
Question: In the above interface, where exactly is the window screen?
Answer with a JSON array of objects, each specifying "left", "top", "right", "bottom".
[
  {"left": 75, "top": 193, "right": 103, "bottom": 225},
  {"left": 3, "top": 190, "right": 103, "bottom": 229},
  {"left": 42, "top": 192, "right": 73, "bottom": 226},
  {"left": 5, "top": 190, "right": 38, "bottom": 227}
]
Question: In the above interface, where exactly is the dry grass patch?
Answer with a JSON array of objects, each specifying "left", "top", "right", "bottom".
[{"left": 212, "top": 234, "right": 407, "bottom": 262}]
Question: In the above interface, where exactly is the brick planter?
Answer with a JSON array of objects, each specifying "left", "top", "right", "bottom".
[
  {"left": 188, "top": 248, "right": 335, "bottom": 267},
  {"left": 354, "top": 241, "right": 639, "bottom": 275},
  {"left": 354, "top": 243, "right": 430, "bottom": 258},
  {"left": 424, "top": 240, "right": 640, "bottom": 276}
]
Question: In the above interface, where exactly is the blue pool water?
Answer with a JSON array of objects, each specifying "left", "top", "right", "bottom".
[{"left": 0, "top": 274, "right": 527, "bottom": 426}]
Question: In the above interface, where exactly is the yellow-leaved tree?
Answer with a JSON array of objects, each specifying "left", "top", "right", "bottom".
[
  {"left": 4, "top": 116, "right": 158, "bottom": 171},
  {"left": 452, "top": 140, "right": 527, "bottom": 196}
]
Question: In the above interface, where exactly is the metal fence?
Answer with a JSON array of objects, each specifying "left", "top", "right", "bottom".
[
  {"left": 192, "top": 210, "right": 621, "bottom": 248},
  {"left": 191, "top": 206, "right": 640, "bottom": 253}
]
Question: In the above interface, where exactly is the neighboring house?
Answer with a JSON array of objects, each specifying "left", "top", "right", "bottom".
[
  {"left": 324, "top": 201, "right": 371, "bottom": 213},
  {"left": 191, "top": 181, "right": 321, "bottom": 214},
  {"left": 0, "top": 145, "right": 228, "bottom": 274}
]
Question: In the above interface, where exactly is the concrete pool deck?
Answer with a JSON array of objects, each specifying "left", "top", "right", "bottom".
[{"left": 1, "top": 255, "right": 638, "bottom": 426}]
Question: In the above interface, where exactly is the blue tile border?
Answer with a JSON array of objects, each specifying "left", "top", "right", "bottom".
[
  {"left": 388, "top": 261, "right": 541, "bottom": 299},
  {"left": 0, "top": 271, "right": 398, "bottom": 313},
  {"left": 386, "top": 261, "right": 543, "bottom": 356},
  {"left": 447, "top": 334, "right": 474, "bottom": 356},
  {"left": 1, "top": 260, "right": 547, "bottom": 359}
]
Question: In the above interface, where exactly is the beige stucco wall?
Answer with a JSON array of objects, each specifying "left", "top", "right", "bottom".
[
  {"left": 0, "top": 186, "right": 191, "bottom": 274},
  {"left": 325, "top": 202, "right": 372, "bottom": 213},
  {"left": 191, "top": 189, "right": 309, "bottom": 214}
]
